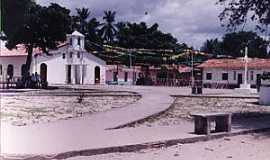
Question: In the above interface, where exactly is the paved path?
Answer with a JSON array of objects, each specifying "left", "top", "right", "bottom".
[{"left": 0, "top": 86, "right": 263, "bottom": 157}]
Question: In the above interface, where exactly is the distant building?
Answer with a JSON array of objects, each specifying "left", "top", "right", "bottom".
[
  {"left": 0, "top": 31, "right": 106, "bottom": 85},
  {"left": 198, "top": 58, "right": 270, "bottom": 88},
  {"left": 106, "top": 65, "right": 141, "bottom": 85},
  {"left": 0, "top": 41, "right": 32, "bottom": 82}
]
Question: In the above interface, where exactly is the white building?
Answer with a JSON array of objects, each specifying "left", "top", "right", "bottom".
[
  {"left": 198, "top": 58, "right": 270, "bottom": 88},
  {"left": 0, "top": 31, "right": 106, "bottom": 85},
  {"left": 106, "top": 65, "right": 141, "bottom": 85},
  {"left": 0, "top": 42, "right": 28, "bottom": 82}
]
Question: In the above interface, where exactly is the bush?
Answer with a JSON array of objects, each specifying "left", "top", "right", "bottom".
[{"left": 261, "top": 72, "right": 270, "bottom": 81}]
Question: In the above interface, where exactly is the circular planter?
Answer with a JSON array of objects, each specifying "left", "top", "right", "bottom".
[{"left": 259, "top": 86, "right": 270, "bottom": 105}]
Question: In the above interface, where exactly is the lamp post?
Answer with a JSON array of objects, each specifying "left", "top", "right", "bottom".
[{"left": 191, "top": 49, "right": 194, "bottom": 87}]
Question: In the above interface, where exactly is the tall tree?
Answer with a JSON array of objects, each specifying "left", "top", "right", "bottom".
[
  {"left": 100, "top": 10, "right": 117, "bottom": 44},
  {"left": 201, "top": 38, "right": 223, "bottom": 55},
  {"left": 201, "top": 31, "right": 269, "bottom": 58},
  {"left": 221, "top": 31, "right": 268, "bottom": 57},
  {"left": 85, "top": 18, "right": 103, "bottom": 51},
  {"left": 6, "top": 3, "right": 71, "bottom": 81},
  {"left": 2, "top": 0, "right": 34, "bottom": 39},
  {"left": 75, "top": 8, "right": 91, "bottom": 34},
  {"left": 218, "top": 0, "right": 270, "bottom": 33},
  {"left": 116, "top": 22, "right": 179, "bottom": 50}
]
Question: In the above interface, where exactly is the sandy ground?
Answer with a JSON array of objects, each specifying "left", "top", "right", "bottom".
[
  {"left": 131, "top": 97, "right": 270, "bottom": 128},
  {"left": 1, "top": 95, "right": 140, "bottom": 126},
  {"left": 66, "top": 132, "right": 270, "bottom": 160}
]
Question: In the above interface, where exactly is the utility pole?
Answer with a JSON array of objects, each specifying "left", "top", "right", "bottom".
[
  {"left": 191, "top": 49, "right": 194, "bottom": 87},
  {"left": 0, "top": 0, "right": 6, "bottom": 39},
  {"left": 128, "top": 49, "right": 135, "bottom": 85},
  {"left": 0, "top": 0, "right": 2, "bottom": 32}
]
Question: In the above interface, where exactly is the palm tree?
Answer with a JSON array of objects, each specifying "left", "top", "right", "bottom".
[
  {"left": 75, "top": 8, "right": 91, "bottom": 33},
  {"left": 85, "top": 18, "right": 103, "bottom": 50},
  {"left": 100, "top": 10, "right": 117, "bottom": 45}
]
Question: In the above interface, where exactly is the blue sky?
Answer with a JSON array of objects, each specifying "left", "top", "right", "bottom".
[{"left": 36, "top": 0, "right": 228, "bottom": 48}]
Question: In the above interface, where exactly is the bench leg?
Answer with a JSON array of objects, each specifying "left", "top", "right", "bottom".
[
  {"left": 194, "top": 117, "right": 211, "bottom": 135},
  {"left": 216, "top": 115, "right": 231, "bottom": 132},
  {"left": 205, "top": 118, "right": 211, "bottom": 135}
]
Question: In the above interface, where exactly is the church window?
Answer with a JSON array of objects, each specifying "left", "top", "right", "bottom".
[
  {"left": 0, "top": 65, "right": 2, "bottom": 75},
  {"left": 70, "top": 38, "right": 72, "bottom": 45},
  {"left": 78, "top": 38, "right": 81, "bottom": 46}
]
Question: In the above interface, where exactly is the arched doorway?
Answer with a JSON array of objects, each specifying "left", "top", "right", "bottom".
[
  {"left": 7, "top": 64, "right": 14, "bottom": 79},
  {"left": 40, "top": 63, "right": 47, "bottom": 82},
  {"left": 21, "top": 64, "right": 27, "bottom": 77},
  {"left": 94, "top": 66, "right": 100, "bottom": 84}
]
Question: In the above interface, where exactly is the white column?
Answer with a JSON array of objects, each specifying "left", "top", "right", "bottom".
[
  {"left": 80, "top": 65, "right": 83, "bottom": 84},
  {"left": 71, "top": 65, "right": 76, "bottom": 84}
]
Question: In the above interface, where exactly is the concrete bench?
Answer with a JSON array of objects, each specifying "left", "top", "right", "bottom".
[{"left": 191, "top": 113, "right": 232, "bottom": 135}]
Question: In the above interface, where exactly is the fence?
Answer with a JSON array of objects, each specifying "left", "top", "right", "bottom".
[
  {"left": 0, "top": 77, "right": 20, "bottom": 89},
  {"left": 152, "top": 78, "right": 230, "bottom": 89},
  {"left": 153, "top": 78, "right": 192, "bottom": 87}
]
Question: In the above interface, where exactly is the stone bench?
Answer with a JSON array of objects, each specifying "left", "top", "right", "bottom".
[{"left": 191, "top": 113, "right": 232, "bottom": 135}]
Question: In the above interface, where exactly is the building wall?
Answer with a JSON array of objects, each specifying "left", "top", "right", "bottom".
[
  {"left": 35, "top": 48, "right": 106, "bottom": 85},
  {"left": 202, "top": 68, "right": 270, "bottom": 86},
  {"left": 35, "top": 54, "right": 66, "bottom": 84},
  {"left": 106, "top": 67, "right": 139, "bottom": 85},
  {"left": 0, "top": 56, "right": 27, "bottom": 81},
  {"left": 83, "top": 52, "right": 106, "bottom": 85}
]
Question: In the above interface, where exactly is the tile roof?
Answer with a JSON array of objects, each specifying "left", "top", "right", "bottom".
[
  {"left": 71, "top": 31, "right": 85, "bottom": 37},
  {"left": 178, "top": 64, "right": 192, "bottom": 73},
  {"left": 198, "top": 58, "right": 270, "bottom": 69},
  {"left": 106, "top": 65, "right": 141, "bottom": 72},
  {"left": 0, "top": 40, "right": 68, "bottom": 57},
  {"left": 0, "top": 41, "right": 28, "bottom": 57}
]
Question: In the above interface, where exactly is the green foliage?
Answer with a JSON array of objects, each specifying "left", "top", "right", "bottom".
[
  {"left": 2, "top": 0, "right": 34, "bottom": 38},
  {"left": 4, "top": 2, "right": 188, "bottom": 67},
  {"left": 218, "top": 0, "right": 270, "bottom": 33},
  {"left": 262, "top": 72, "right": 270, "bottom": 81},
  {"left": 73, "top": 7, "right": 103, "bottom": 50},
  {"left": 201, "top": 31, "right": 269, "bottom": 58},
  {"left": 222, "top": 31, "right": 268, "bottom": 57},
  {"left": 100, "top": 10, "right": 117, "bottom": 45},
  {"left": 115, "top": 22, "right": 179, "bottom": 50},
  {"left": 6, "top": 3, "right": 71, "bottom": 76},
  {"left": 75, "top": 8, "right": 91, "bottom": 33},
  {"left": 7, "top": 3, "right": 71, "bottom": 52},
  {"left": 201, "top": 38, "right": 223, "bottom": 55}
]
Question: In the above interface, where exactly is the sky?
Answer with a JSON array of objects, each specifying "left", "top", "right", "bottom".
[{"left": 36, "top": 0, "right": 228, "bottom": 48}]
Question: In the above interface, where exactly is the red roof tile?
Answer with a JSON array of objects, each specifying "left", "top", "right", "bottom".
[
  {"left": 178, "top": 64, "right": 192, "bottom": 73},
  {"left": 0, "top": 41, "right": 68, "bottom": 57},
  {"left": 198, "top": 58, "right": 270, "bottom": 69},
  {"left": 0, "top": 43, "right": 28, "bottom": 57}
]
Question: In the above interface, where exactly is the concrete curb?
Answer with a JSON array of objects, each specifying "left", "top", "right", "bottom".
[
  {"left": 172, "top": 95, "right": 259, "bottom": 99},
  {"left": 2, "top": 127, "right": 270, "bottom": 160},
  {"left": 107, "top": 97, "right": 176, "bottom": 130}
]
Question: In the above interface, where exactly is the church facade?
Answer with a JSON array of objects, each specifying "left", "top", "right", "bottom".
[{"left": 0, "top": 31, "right": 106, "bottom": 85}]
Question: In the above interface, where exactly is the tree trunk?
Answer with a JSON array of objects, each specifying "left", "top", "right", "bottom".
[
  {"left": 25, "top": 46, "right": 33, "bottom": 73},
  {"left": 22, "top": 45, "right": 33, "bottom": 86}
]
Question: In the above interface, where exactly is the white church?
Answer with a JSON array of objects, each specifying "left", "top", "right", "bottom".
[{"left": 0, "top": 31, "right": 106, "bottom": 85}]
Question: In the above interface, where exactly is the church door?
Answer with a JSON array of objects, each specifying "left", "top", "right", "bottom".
[
  {"left": 40, "top": 63, "right": 47, "bottom": 82},
  {"left": 95, "top": 66, "right": 100, "bottom": 84}
]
